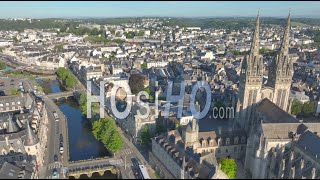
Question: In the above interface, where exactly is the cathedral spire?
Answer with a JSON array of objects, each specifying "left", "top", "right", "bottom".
[
  {"left": 279, "top": 11, "right": 291, "bottom": 56},
  {"left": 250, "top": 10, "right": 260, "bottom": 57}
]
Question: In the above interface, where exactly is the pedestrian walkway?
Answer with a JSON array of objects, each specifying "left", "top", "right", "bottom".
[
  {"left": 47, "top": 163, "right": 62, "bottom": 170},
  {"left": 120, "top": 148, "right": 133, "bottom": 156}
]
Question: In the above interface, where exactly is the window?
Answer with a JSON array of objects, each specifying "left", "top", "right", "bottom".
[
  {"left": 4, "top": 158, "right": 7, "bottom": 162},
  {"left": 234, "top": 147, "right": 237, "bottom": 153},
  {"left": 12, "top": 102, "right": 15, "bottom": 105},
  {"left": 241, "top": 146, "right": 244, "bottom": 151},
  {"left": 5, "top": 103, "right": 9, "bottom": 106},
  {"left": 241, "top": 137, "right": 246, "bottom": 144},
  {"left": 217, "top": 149, "right": 221, "bottom": 154},
  {"left": 234, "top": 137, "right": 239, "bottom": 145},
  {"left": 20, "top": 156, "right": 24, "bottom": 161},
  {"left": 12, "top": 157, "right": 16, "bottom": 161},
  {"left": 226, "top": 138, "right": 230, "bottom": 145},
  {"left": 226, "top": 149, "right": 228, "bottom": 153}
]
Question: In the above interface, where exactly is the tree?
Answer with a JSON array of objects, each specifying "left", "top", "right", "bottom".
[
  {"left": 156, "top": 123, "right": 166, "bottom": 135},
  {"left": 90, "top": 28, "right": 100, "bottom": 36},
  {"left": 141, "top": 63, "right": 147, "bottom": 70},
  {"left": 137, "top": 31, "right": 145, "bottom": 36},
  {"left": 92, "top": 118, "right": 124, "bottom": 153},
  {"left": 124, "top": 31, "right": 135, "bottom": 39},
  {"left": 9, "top": 88, "right": 19, "bottom": 95},
  {"left": 54, "top": 44, "right": 64, "bottom": 50},
  {"left": 56, "top": 67, "right": 77, "bottom": 89},
  {"left": 0, "top": 61, "right": 6, "bottom": 70},
  {"left": 259, "top": 48, "right": 276, "bottom": 56},
  {"left": 220, "top": 158, "right": 237, "bottom": 179},
  {"left": 112, "top": 39, "right": 125, "bottom": 44},
  {"left": 291, "top": 99, "right": 303, "bottom": 115},
  {"left": 79, "top": 92, "right": 87, "bottom": 115},
  {"left": 144, "top": 86, "right": 154, "bottom": 100},
  {"left": 302, "top": 101, "right": 315, "bottom": 117},
  {"left": 140, "top": 125, "right": 152, "bottom": 145},
  {"left": 12, "top": 37, "right": 18, "bottom": 43}
]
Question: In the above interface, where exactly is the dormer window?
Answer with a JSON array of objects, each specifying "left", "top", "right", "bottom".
[
  {"left": 234, "top": 137, "right": 239, "bottom": 144},
  {"left": 241, "top": 136, "right": 246, "bottom": 144},
  {"left": 202, "top": 140, "right": 207, "bottom": 147},
  {"left": 226, "top": 138, "right": 230, "bottom": 145}
]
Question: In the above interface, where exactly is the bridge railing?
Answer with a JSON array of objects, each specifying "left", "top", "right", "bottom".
[
  {"left": 68, "top": 156, "right": 111, "bottom": 165},
  {"left": 66, "top": 164, "right": 115, "bottom": 173}
]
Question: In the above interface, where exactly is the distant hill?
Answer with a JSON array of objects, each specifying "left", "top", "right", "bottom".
[{"left": 0, "top": 17, "right": 319, "bottom": 31}]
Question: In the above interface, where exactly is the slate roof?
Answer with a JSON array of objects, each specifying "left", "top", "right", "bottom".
[
  {"left": 257, "top": 98, "right": 300, "bottom": 123},
  {"left": 296, "top": 130, "right": 320, "bottom": 158},
  {"left": 0, "top": 161, "right": 33, "bottom": 179}
]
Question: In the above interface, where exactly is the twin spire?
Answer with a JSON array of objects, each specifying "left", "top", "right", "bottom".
[
  {"left": 250, "top": 10, "right": 260, "bottom": 57},
  {"left": 250, "top": 10, "right": 291, "bottom": 57},
  {"left": 245, "top": 10, "right": 291, "bottom": 75},
  {"left": 279, "top": 11, "right": 291, "bottom": 56}
]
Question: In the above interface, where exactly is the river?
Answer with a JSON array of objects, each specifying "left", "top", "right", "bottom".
[
  {"left": 36, "top": 78, "right": 65, "bottom": 94},
  {"left": 38, "top": 79, "right": 116, "bottom": 179}
]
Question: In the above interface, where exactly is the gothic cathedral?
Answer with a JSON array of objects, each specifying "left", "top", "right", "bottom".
[{"left": 235, "top": 12, "right": 293, "bottom": 133}]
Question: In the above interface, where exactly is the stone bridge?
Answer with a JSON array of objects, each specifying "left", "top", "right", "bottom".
[
  {"left": 64, "top": 158, "right": 123, "bottom": 179},
  {"left": 47, "top": 91, "right": 75, "bottom": 100}
]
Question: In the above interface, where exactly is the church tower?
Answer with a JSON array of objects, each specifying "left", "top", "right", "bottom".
[
  {"left": 235, "top": 12, "right": 264, "bottom": 132},
  {"left": 267, "top": 12, "right": 293, "bottom": 111}
]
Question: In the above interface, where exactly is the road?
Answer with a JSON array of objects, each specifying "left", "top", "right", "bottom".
[
  {"left": 15, "top": 79, "right": 58, "bottom": 179},
  {"left": 22, "top": 79, "right": 69, "bottom": 179},
  {"left": 39, "top": 95, "right": 69, "bottom": 179},
  {"left": 0, "top": 53, "right": 55, "bottom": 74},
  {"left": 104, "top": 104, "right": 156, "bottom": 179}
]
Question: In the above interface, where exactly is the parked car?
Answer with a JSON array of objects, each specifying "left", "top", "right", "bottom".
[
  {"left": 60, "top": 146, "right": 64, "bottom": 154},
  {"left": 60, "top": 134, "right": 63, "bottom": 143}
]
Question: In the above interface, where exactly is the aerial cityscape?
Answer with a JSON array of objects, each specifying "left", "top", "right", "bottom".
[{"left": 0, "top": 1, "right": 320, "bottom": 179}]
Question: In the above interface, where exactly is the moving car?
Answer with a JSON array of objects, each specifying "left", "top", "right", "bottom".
[
  {"left": 52, "top": 169, "right": 58, "bottom": 179},
  {"left": 54, "top": 154, "right": 58, "bottom": 162}
]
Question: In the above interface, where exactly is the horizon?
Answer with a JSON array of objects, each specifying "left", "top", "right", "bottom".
[{"left": 0, "top": 1, "right": 320, "bottom": 19}]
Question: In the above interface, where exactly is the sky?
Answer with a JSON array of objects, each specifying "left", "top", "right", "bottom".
[{"left": 0, "top": 1, "right": 320, "bottom": 19}]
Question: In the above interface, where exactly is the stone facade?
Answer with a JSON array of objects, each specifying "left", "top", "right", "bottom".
[
  {"left": 0, "top": 93, "right": 48, "bottom": 176},
  {"left": 235, "top": 13, "right": 294, "bottom": 133},
  {"left": 151, "top": 118, "right": 247, "bottom": 179}
]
